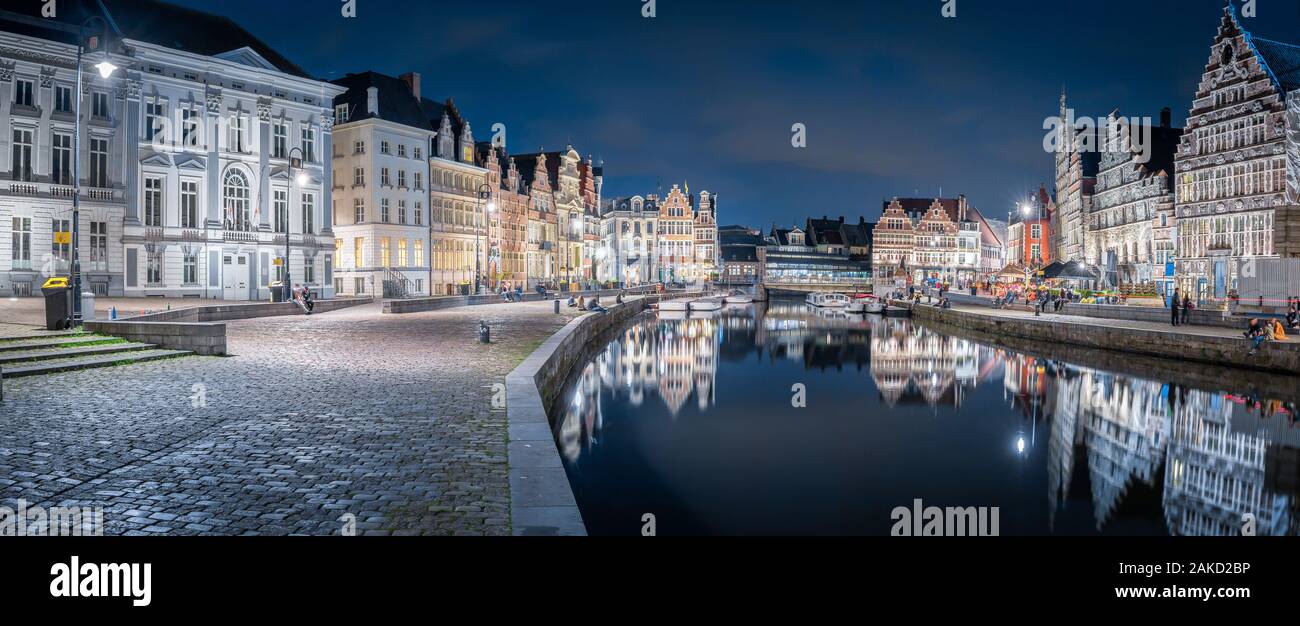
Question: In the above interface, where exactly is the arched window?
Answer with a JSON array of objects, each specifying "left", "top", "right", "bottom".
[
  {"left": 224, "top": 169, "right": 251, "bottom": 231},
  {"left": 1221, "top": 43, "right": 1234, "bottom": 66}
]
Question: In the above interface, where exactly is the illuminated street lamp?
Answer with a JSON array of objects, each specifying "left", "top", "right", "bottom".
[
  {"left": 476, "top": 183, "right": 495, "bottom": 294},
  {"left": 70, "top": 17, "right": 117, "bottom": 323}
]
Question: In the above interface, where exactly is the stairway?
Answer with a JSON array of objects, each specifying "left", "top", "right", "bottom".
[
  {"left": 382, "top": 267, "right": 414, "bottom": 299},
  {"left": 0, "top": 334, "right": 194, "bottom": 378}
]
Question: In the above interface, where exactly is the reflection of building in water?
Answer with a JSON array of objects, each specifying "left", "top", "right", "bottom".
[
  {"left": 1040, "top": 364, "right": 1299, "bottom": 536},
  {"left": 1163, "top": 389, "right": 1297, "bottom": 536},
  {"left": 1078, "top": 372, "right": 1169, "bottom": 530},
  {"left": 868, "top": 319, "right": 983, "bottom": 408}
]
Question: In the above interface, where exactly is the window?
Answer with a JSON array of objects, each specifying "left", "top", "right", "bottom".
[
  {"left": 227, "top": 113, "right": 247, "bottom": 152},
  {"left": 398, "top": 200, "right": 407, "bottom": 224},
  {"left": 273, "top": 122, "right": 287, "bottom": 159},
  {"left": 11, "top": 128, "right": 33, "bottom": 181},
  {"left": 14, "top": 78, "right": 33, "bottom": 107},
  {"left": 90, "top": 137, "right": 108, "bottom": 187},
  {"left": 397, "top": 170, "right": 406, "bottom": 188},
  {"left": 304, "top": 258, "right": 315, "bottom": 284},
  {"left": 414, "top": 202, "right": 423, "bottom": 226},
  {"left": 301, "top": 126, "right": 316, "bottom": 162},
  {"left": 145, "top": 99, "right": 165, "bottom": 141},
  {"left": 146, "top": 250, "right": 163, "bottom": 285},
  {"left": 54, "top": 85, "right": 72, "bottom": 113},
  {"left": 335, "top": 103, "right": 349, "bottom": 124},
  {"left": 381, "top": 198, "right": 390, "bottom": 223},
  {"left": 354, "top": 237, "right": 365, "bottom": 268},
  {"left": 380, "top": 140, "right": 390, "bottom": 154},
  {"left": 1030, "top": 224, "right": 1041, "bottom": 239},
  {"left": 144, "top": 177, "right": 164, "bottom": 227},
  {"left": 172, "top": 184, "right": 201, "bottom": 233},
  {"left": 274, "top": 189, "right": 288, "bottom": 233},
  {"left": 414, "top": 172, "right": 422, "bottom": 190},
  {"left": 89, "top": 222, "right": 107, "bottom": 271},
  {"left": 51, "top": 132, "right": 72, "bottom": 184},
  {"left": 381, "top": 167, "right": 391, "bottom": 186},
  {"left": 182, "top": 107, "right": 200, "bottom": 148},
  {"left": 353, "top": 167, "right": 365, "bottom": 186},
  {"left": 414, "top": 239, "right": 423, "bottom": 267},
  {"left": 354, "top": 140, "right": 365, "bottom": 155},
  {"left": 380, "top": 237, "right": 391, "bottom": 267},
  {"left": 302, "top": 193, "right": 315, "bottom": 235},
  {"left": 183, "top": 253, "right": 198, "bottom": 285},
  {"left": 414, "top": 146, "right": 422, "bottom": 160},
  {"left": 92, "top": 92, "right": 109, "bottom": 118},
  {"left": 11, "top": 217, "right": 31, "bottom": 269},
  {"left": 51, "top": 219, "right": 70, "bottom": 269},
  {"left": 398, "top": 239, "right": 408, "bottom": 267},
  {"left": 353, "top": 198, "right": 365, "bottom": 223},
  {"left": 224, "top": 169, "right": 252, "bottom": 231},
  {"left": 354, "top": 277, "right": 366, "bottom": 294},
  {"left": 398, "top": 144, "right": 407, "bottom": 158}
]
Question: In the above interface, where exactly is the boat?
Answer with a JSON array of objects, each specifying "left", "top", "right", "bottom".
[
  {"left": 659, "top": 298, "right": 692, "bottom": 312},
  {"left": 724, "top": 290, "right": 753, "bottom": 304},
  {"left": 846, "top": 299, "right": 865, "bottom": 313},
  {"left": 858, "top": 295, "right": 886, "bottom": 314},
  {"left": 690, "top": 296, "right": 724, "bottom": 312},
  {"left": 806, "top": 292, "right": 851, "bottom": 308}
]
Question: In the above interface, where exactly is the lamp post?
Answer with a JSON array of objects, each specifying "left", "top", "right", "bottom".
[
  {"left": 283, "top": 147, "right": 307, "bottom": 302},
  {"left": 476, "top": 183, "right": 494, "bottom": 294},
  {"left": 71, "top": 17, "right": 118, "bottom": 324}
]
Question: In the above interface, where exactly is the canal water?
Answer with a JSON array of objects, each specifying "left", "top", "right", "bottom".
[{"left": 549, "top": 299, "right": 1300, "bottom": 536}]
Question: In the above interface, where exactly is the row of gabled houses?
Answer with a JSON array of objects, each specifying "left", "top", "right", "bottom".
[{"left": 0, "top": 0, "right": 719, "bottom": 300}]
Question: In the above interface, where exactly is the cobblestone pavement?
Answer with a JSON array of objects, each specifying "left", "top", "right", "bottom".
[{"left": 0, "top": 300, "right": 584, "bottom": 535}]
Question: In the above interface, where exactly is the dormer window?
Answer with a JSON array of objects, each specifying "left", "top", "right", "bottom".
[{"left": 335, "top": 103, "right": 349, "bottom": 124}]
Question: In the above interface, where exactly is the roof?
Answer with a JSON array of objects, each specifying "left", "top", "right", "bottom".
[
  {"left": 720, "top": 229, "right": 765, "bottom": 247},
  {"left": 331, "top": 72, "right": 432, "bottom": 129},
  {"left": 720, "top": 247, "right": 759, "bottom": 263},
  {"left": 1251, "top": 37, "right": 1300, "bottom": 93},
  {"left": 0, "top": 0, "right": 314, "bottom": 78}
]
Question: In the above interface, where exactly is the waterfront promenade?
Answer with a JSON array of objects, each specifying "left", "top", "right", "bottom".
[
  {"left": 904, "top": 300, "right": 1300, "bottom": 376},
  {"left": 0, "top": 299, "right": 586, "bottom": 535}
]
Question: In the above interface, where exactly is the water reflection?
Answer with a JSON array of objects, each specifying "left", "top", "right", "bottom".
[{"left": 553, "top": 301, "right": 1300, "bottom": 536}]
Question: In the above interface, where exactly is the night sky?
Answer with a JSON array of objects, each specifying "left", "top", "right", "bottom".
[{"left": 171, "top": 0, "right": 1300, "bottom": 228}]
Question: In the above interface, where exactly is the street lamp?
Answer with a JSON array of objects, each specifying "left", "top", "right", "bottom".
[
  {"left": 476, "top": 183, "right": 494, "bottom": 294},
  {"left": 282, "top": 146, "right": 307, "bottom": 302},
  {"left": 71, "top": 17, "right": 117, "bottom": 324}
]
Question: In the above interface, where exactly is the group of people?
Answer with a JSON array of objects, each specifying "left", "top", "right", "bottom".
[
  {"left": 498, "top": 281, "right": 526, "bottom": 302},
  {"left": 291, "top": 283, "right": 313, "bottom": 314},
  {"left": 1242, "top": 297, "right": 1298, "bottom": 356}
]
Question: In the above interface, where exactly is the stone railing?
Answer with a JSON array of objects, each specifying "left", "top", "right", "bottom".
[
  {"left": 84, "top": 320, "right": 226, "bottom": 356},
  {"left": 383, "top": 285, "right": 660, "bottom": 315},
  {"left": 125, "top": 298, "right": 371, "bottom": 323}
]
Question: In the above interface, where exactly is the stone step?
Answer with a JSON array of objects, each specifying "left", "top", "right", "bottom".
[
  {"left": 0, "top": 331, "right": 79, "bottom": 342},
  {"left": 0, "top": 349, "right": 194, "bottom": 378},
  {"left": 0, "top": 335, "right": 115, "bottom": 352},
  {"left": 0, "top": 342, "right": 154, "bottom": 365}
]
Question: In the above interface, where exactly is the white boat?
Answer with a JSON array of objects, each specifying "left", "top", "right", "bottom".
[
  {"left": 806, "top": 292, "right": 851, "bottom": 308},
  {"left": 659, "top": 298, "right": 692, "bottom": 312},
  {"left": 724, "top": 290, "right": 753, "bottom": 304},
  {"left": 690, "top": 296, "right": 724, "bottom": 312},
  {"left": 859, "top": 295, "right": 886, "bottom": 314},
  {"left": 846, "top": 300, "right": 865, "bottom": 313}
]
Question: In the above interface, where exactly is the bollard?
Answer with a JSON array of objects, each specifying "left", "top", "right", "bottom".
[
  {"left": 110, "top": 306, "right": 117, "bottom": 320},
  {"left": 478, "top": 320, "right": 491, "bottom": 344},
  {"left": 554, "top": 299, "right": 560, "bottom": 314}
]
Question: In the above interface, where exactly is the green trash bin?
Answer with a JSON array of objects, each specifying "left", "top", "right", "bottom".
[{"left": 41, "top": 276, "right": 72, "bottom": 330}]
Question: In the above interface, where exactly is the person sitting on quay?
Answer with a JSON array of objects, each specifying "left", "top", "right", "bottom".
[
  {"left": 1287, "top": 298, "right": 1299, "bottom": 330},
  {"left": 1246, "top": 318, "right": 1273, "bottom": 356}
]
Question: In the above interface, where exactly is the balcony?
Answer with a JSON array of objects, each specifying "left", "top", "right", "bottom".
[{"left": 223, "top": 230, "right": 259, "bottom": 243}]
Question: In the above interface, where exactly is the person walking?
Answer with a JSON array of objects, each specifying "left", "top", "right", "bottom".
[{"left": 1170, "top": 288, "right": 1181, "bottom": 327}]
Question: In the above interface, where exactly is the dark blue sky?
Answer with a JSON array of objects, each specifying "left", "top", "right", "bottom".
[{"left": 175, "top": 0, "right": 1300, "bottom": 228}]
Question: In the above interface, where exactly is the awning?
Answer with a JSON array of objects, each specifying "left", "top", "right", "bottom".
[{"left": 998, "top": 263, "right": 1028, "bottom": 278}]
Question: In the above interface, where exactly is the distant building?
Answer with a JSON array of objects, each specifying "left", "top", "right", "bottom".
[
  {"left": 873, "top": 195, "right": 987, "bottom": 284},
  {"left": 1007, "top": 186, "right": 1055, "bottom": 269},
  {"left": 718, "top": 224, "right": 765, "bottom": 284},
  {"left": 1088, "top": 108, "right": 1183, "bottom": 294},
  {"left": 765, "top": 223, "right": 871, "bottom": 288},
  {"left": 1053, "top": 91, "right": 1101, "bottom": 263}
]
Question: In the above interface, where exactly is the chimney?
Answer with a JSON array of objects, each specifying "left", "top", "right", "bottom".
[
  {"left": 366, "top": 86, "right": 378, "bottom": 116},
  {"left": 400, "top": 72, "right": 421, "bottom": 100},
  {"left": 1160, "top": 107, "right": 1172, "bottom": 128}
]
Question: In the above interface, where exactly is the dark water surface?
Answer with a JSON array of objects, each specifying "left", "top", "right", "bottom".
[{"left": 549, "top": 300, "right": 1300, "bottom": 536}]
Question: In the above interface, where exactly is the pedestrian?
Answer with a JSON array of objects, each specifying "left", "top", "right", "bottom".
[
  {"left": 1170, "top": 288, "right": 1181, "bottom": 327},
  {"left": 1286, "top": 298, "right": 1299, "bottom": 330},
  {"left": 1246, "top": 318, "right": 1269, "bottom": 355},
  {"left": 1181, "top": 293, "right": 1192, "bottom": 325}
]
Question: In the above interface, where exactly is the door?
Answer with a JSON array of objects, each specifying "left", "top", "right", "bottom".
[
  {"left": 1213, "top": 260, "right": 1227, "bottom": 300},
  {"left": 222, "top": 253, "right": 249, "bottom": 301}
]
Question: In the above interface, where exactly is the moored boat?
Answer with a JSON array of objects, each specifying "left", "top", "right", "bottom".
[
  {"left": 806, "top": 292, "right": 851, "bottom": 308},
  {"left": 690, "top": 296, "right": 724, "bottom": 311},
  {"left": 659, "top": 298, "right": 692, "bottom": 312},
  {"left": 724, "top": 290, "right": 754, "bottom": 304}
]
